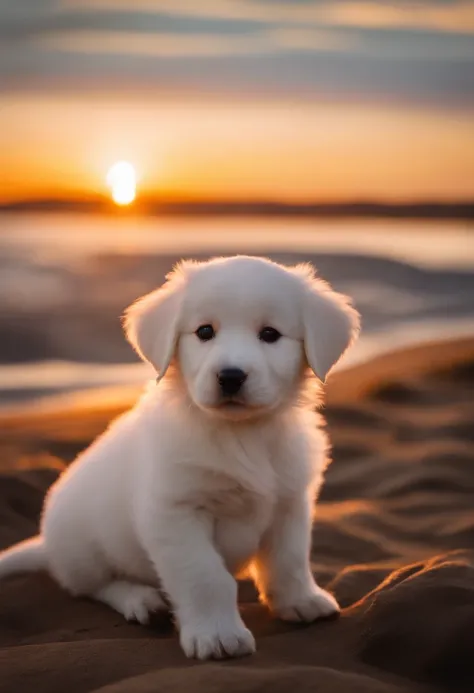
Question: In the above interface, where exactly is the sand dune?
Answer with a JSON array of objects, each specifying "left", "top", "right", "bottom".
[{"left": 1, "top": 337, "right": 474, "bottom": 692}]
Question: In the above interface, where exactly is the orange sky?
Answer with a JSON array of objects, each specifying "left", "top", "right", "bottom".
[
  {"left": 2, "top": 95, "right": 473, "bottom": 203},
  {"left": 1, "top": 1, "right": 474, "bottom": 204}
]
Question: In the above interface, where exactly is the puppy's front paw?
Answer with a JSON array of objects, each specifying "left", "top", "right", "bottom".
[
  {"left": 274, "top": 586, "right": 340, "bottom": 623},
  {"left": 180, "top": 617, "right": 256, "bottom": 660}
]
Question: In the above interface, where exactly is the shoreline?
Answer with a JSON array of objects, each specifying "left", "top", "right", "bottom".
[{"left": 1, "top": 332, "right": 473, "bottom": 426}]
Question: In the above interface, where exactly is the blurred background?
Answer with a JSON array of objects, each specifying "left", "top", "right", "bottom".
[{"left": 0, "top": 0, "right": 473, "bottom": 407}]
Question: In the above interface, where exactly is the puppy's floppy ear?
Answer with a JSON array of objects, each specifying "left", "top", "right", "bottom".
[
  {"left": 296, "top": 264, "right": 360, "bottom": 382},
  {"left": 123, "top": 268, "right": 186, "bottom": 381}
]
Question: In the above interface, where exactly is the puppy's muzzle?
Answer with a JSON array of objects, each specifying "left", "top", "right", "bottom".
[{"left": 217, "top": 368, "right": 247, "bottom": 397}]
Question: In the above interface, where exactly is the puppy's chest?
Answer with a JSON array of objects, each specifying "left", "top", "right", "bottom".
[
  {"left": 196, "top": 472, "right": 273, "bottom": 574},
  {"left": 197, "top": 472, "right": 271, "bottom": 521}
]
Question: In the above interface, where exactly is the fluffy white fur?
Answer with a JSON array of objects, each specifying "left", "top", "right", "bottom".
[{"left": 0, "top": 255, "right": 360, "bottom": 660}]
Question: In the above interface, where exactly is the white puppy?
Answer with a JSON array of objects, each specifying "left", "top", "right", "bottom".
[{"left": 0, "top": 255, "right": 359, "bottom": 659}]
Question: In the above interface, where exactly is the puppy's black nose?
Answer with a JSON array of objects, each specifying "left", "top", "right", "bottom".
[{"left": 217, "top": 368, "right": 247, "bottom": 396}]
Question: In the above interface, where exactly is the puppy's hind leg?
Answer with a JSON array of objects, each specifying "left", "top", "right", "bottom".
[
  {"left": 49, "top": 540, "right": 166, "bottom": 624},
  {"left": 94, "top": 581, "right": 167, "bottom": 624}
]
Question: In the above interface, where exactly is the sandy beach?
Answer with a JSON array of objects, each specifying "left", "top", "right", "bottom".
[
  {"left": 2, "top": 0, "right": 474, "bottom": 684},
  {"left": 1, "top": 335, "right": 473, "bottom": 692}
]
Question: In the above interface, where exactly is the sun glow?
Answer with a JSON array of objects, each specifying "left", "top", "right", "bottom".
[{"left": 106, "top": 161, "right": 136, "bottom": 205}]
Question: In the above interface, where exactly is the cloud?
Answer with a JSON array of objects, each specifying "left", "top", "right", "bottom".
[
  {"left": 64, "top": 0, "right": 474, "bottom": 34},
  {"left": 0, "top": 7, "right": 264, "bottom": 41},
  {"left": 0, "top": 0, "right": 473, "bottom": 108},
  {"left": 32, "top": 25, "right": 474, "bottom": 61},
  {"left": 326, "top": 1, "right": 474, "bottom": 33},
  {"left": 34, "top": 27, "right": 351, "bottom": 58},
  {"left": 2, "top": 38, "right": 473, "bottom": 111}
]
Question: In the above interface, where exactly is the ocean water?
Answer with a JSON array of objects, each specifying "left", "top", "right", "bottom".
[{"left": 1, "top": 212, "right": 473, "bottom": 406}]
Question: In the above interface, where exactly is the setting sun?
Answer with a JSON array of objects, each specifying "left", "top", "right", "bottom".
[{"left": 106, "top": 161, "right": 136, "bottom": 205}]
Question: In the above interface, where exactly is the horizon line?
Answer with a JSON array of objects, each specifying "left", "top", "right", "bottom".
[{"left": 1, "top": 196, "right": 473, "bottom": 220}]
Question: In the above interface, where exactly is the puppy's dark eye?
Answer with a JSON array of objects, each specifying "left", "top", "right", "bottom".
[
  {"left": 258, "top": 327, "right": 282, "bottom": 344},
  {"left": 195, "top": 324, "right": 215, "bottom": 342}
]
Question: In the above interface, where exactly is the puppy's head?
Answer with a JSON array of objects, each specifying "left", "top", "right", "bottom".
[{"left": 124, "top": 256, "right": 359, "bottom": 420}]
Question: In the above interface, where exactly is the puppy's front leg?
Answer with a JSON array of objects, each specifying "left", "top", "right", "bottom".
[
  {"left": 253, "top": 493, "right": 339, "bottom": 622},
  {"left": 146, "top": 508, "right": 255, "bottom": 660}
]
